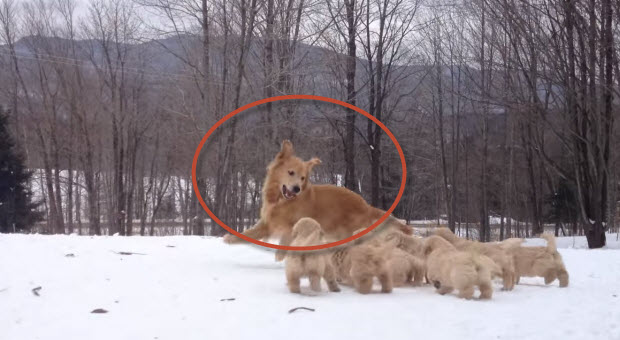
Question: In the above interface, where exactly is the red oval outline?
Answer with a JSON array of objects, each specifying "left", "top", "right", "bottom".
[{"left": 191, "top": 95, "right": 407, "bottom": 251}]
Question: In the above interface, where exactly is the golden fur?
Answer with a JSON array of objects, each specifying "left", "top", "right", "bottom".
[
  {"left": 423, "top": 236, "right": 501, "bottom": 300},
  {"left": 348, "top": 236, "right": 395, "bottom": 294},
  {"left": 388, "top": 248, "right": 426, "bottom": 287},
  {"left": 356, "top": 226, "right": 426, "bottom": 286},
  {"left": 284, "top": 218, "right": 340, "bottom": 293},
  {"left": 434, "top": 227, "right": 521, "bottom": 291},
  {"left": 329, "top": 227, "right": 396, "bottom": 294},
  {"left": 510, "top": 234, "right": 569, "bottom": 287},
  {"left": 223, "top": 140, "right": 411, "bottom": 261}
]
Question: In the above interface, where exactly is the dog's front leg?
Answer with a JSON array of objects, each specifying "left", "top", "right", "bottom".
[
  {"left": 223, "top": 218, "right": 269, "bottom": 244},
  {"left": 275, "top": 232, "right": 293, "bottom": 262}
]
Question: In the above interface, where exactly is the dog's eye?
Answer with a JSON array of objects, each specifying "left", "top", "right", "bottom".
[
  {"left": 288, "top": 170, "right": 295, "bottom": 176},
  {"left": 301, "top": 176, "right": 305, "bottom": 181}
]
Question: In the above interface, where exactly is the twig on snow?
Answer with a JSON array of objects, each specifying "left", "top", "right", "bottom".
[
  {"left": 111, "top": 251, "right": 147, "bottom": 256},
  {"left": 288, "top": 307, "right": 315, "bottom": 314}
]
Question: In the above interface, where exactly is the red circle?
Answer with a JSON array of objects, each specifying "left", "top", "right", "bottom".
[{"left": 191, "top": 95, "right": 407, "bottom": 251}]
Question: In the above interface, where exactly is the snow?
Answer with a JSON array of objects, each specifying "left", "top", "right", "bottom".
[{"left": 1, "top": 233, "right": 620, "bottom": 340}]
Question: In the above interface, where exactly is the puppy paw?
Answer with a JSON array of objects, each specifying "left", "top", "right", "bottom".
[
  {"left": 223, "top": 234, "right": 237, "bottom": 244},
  {"left": 275, "top": 251, "right": 287, "bottom": 262}
]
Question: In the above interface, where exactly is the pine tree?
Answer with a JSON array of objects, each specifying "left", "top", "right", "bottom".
[{"left": 0, "top": 106, "right": 42, "bottom": 233}]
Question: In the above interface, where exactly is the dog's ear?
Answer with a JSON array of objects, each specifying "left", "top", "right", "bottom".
[
  {"left": 277, "top": 140, "right": 294, "bottom": 159},
  {"left": 306, "top": 157, "right": 321, "bottom": 171}
]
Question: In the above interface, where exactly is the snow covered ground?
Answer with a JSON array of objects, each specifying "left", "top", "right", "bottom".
[{"left": 1, "top": 233, "right": 619, "bottom": 340}]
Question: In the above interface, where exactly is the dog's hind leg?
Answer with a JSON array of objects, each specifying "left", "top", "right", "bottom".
[
  {"left": 323, "top": 263, "right": 341, "bottom": 292},
  {"left": 308, "top": 271, "right": 322, "bottom": 292},
  {"left": 557, "top": 269, "right": 569, "bottom": 287},
  {"left": 354, "top": 275, "right": 373, "bottom": 294},
  {"left": 378, "top": 269, "right": 393, "bottom": 293},
  {"left": 502, "top": 270, "right": 514, "bottom": 291},
  {"left": 544, "top": 269, "right": 557, "bottom": 285},
  {"left": 223, "top": 219, "right": 270, "bottom": 244},
  {"left": 275, "top": 232, "right": 293, "bottom": 262},
  {"left": 286, "top": 271, "right": 302, "bottom": 294},
  {"left": 478, "top": 281, "right": 493, "bottom": 299}
]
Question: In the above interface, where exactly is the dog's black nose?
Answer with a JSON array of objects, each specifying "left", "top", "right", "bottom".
[{"left": 293, "top": 186, "right": 300, "bottom": 193}]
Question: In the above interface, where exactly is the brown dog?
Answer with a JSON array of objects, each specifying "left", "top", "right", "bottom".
[
  {"left": 284, "top": 218, "right": 340, "bottom": 293},
  {"left": 434, "top": 227, "right": 521, "bottom": 291},
  {"left": 423, "top": 236, "right": 501, "bottom": 300},
  {"left": 224, "top": 140, "right": 411, "bottom": 261},
  {"left": 510, "top": 234, "right": 569, "bottom": 287}
]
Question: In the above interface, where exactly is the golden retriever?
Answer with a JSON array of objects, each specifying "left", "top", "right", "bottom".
[
  {"left": 223, "top": 140, "right": 411, "bottom": 261},
  {"left": 348, "top": 236, "right": 395, "bottom": 294},
  {"left": 388, "top": 248, "right": 426, "bottom": 287},
  {"left": 423, "top": 236, "right": 501, "bottom": 300},
  {"left": 510, "top": 234, "right": 569, "bottom": 287},
  {"left": 356, "top": 226, "right": 426, "bottom": 286},
  {"left": 434, "top": 227, "right": 522, "bottom": 291},
  {"left": 284, "top": 218, "right": 340, "bottom": 293}
]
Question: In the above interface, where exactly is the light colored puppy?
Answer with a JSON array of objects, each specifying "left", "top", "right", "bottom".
[
  {"left": 510, "top": 234, "right": 569, "bottom": 287},
  {"left": 367, "top": 227, "right": 426, "bottom": 285},
  {"left": 330, "top": 227, "right": 395, "bottom": 294},
  {"left": 284, "top": 218, "right": 340, "bottom": 293},
  {"left": 348, "top": 236, "right": 395, "bottom": 294},
  {"left": 388, "top": 248, "right": 426, "bottom": 287},
  {"left": 434, "top": 227, "right": 521, "bottom": 290},
  {"left": 423, "top": 236, "right": 501, "bottom": 300}
]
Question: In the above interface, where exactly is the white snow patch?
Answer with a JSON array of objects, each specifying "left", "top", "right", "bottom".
[{"left": 1, "top": 234, "right": 619, "bottom": 340}]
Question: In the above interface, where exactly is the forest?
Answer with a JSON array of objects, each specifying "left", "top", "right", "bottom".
[{"left": 0, "top": 0, "right": 618, "bottom": 248}]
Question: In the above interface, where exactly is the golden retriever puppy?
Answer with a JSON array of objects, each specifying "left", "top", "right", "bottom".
[
  {"left": 423, "top": 236, "right": 501, "bottom": 300},
  {"left": 223, "top": 140, "right": 412, "bottom": 261},
  {"left": 329, "top": 228, "right": 395, "bottom": 294},
  {"left": 349, "top": 237, "right": 395, "bottom": 294},
  {"left": 434, "top": 227, "right": 521, "bottom": 291},
  {"left": 284, "top": 218, "right": 340, "bottom": 294},
  {"left": 359, "top": 227, "right": 426, "bottom": 286},
  {"left": 380, "top": 228, "right": 425, "bottom": 257},
  {"left": 388, "top": 248, "right": 426, "bottom": 287},
  {"left": 510, "top": 234, "right": 569, "bottom": 287}
]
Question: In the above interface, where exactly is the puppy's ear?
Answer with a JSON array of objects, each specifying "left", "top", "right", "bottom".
[
  {"left": 277, "top": 140, "right": 294, "bottom": 159},
  {"left": 306, "top": 157, "right": 321, "bottom": 172}
]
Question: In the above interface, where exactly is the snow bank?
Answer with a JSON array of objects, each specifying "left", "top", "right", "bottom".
[{"left": 1, "top": 234, "right": 619, "bottom": 340}]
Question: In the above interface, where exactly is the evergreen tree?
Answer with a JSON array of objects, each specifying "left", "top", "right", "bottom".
[{"left": 0, "top": 107, "right": 42, "bottom": 233}]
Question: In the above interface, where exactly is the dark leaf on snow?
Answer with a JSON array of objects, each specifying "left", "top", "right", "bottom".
[
  {"left": 91, "top": 308, "right": 108, "bottom": 313},
  {"left": 31, "top": 286, "right": 41, "bottom": 296}
]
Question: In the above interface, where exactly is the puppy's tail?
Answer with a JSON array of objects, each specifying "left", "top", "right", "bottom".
[
  {"left": 540, "top": 234, "right": 557, "bottom": 253},
  {"left": 373, "top": 212, "right": 413, "bottom": 235}
]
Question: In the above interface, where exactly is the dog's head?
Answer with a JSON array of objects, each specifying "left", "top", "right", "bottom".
[
  {"left": 433, "top": 227, "right": 458, "bottom": 243},
  {"left": 422, "top": 235, "right": 453, "bottom": 257},
  {"left": 268, "top": 140, "right": 321, "bottom": 201}
]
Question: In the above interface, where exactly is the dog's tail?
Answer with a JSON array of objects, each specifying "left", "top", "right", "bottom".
[
  {"left": 540, "top": 234, "right": 557, "bottom": 253},
  {"left": 384, "top": 215, "right": 412, "bottom": 235}
]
